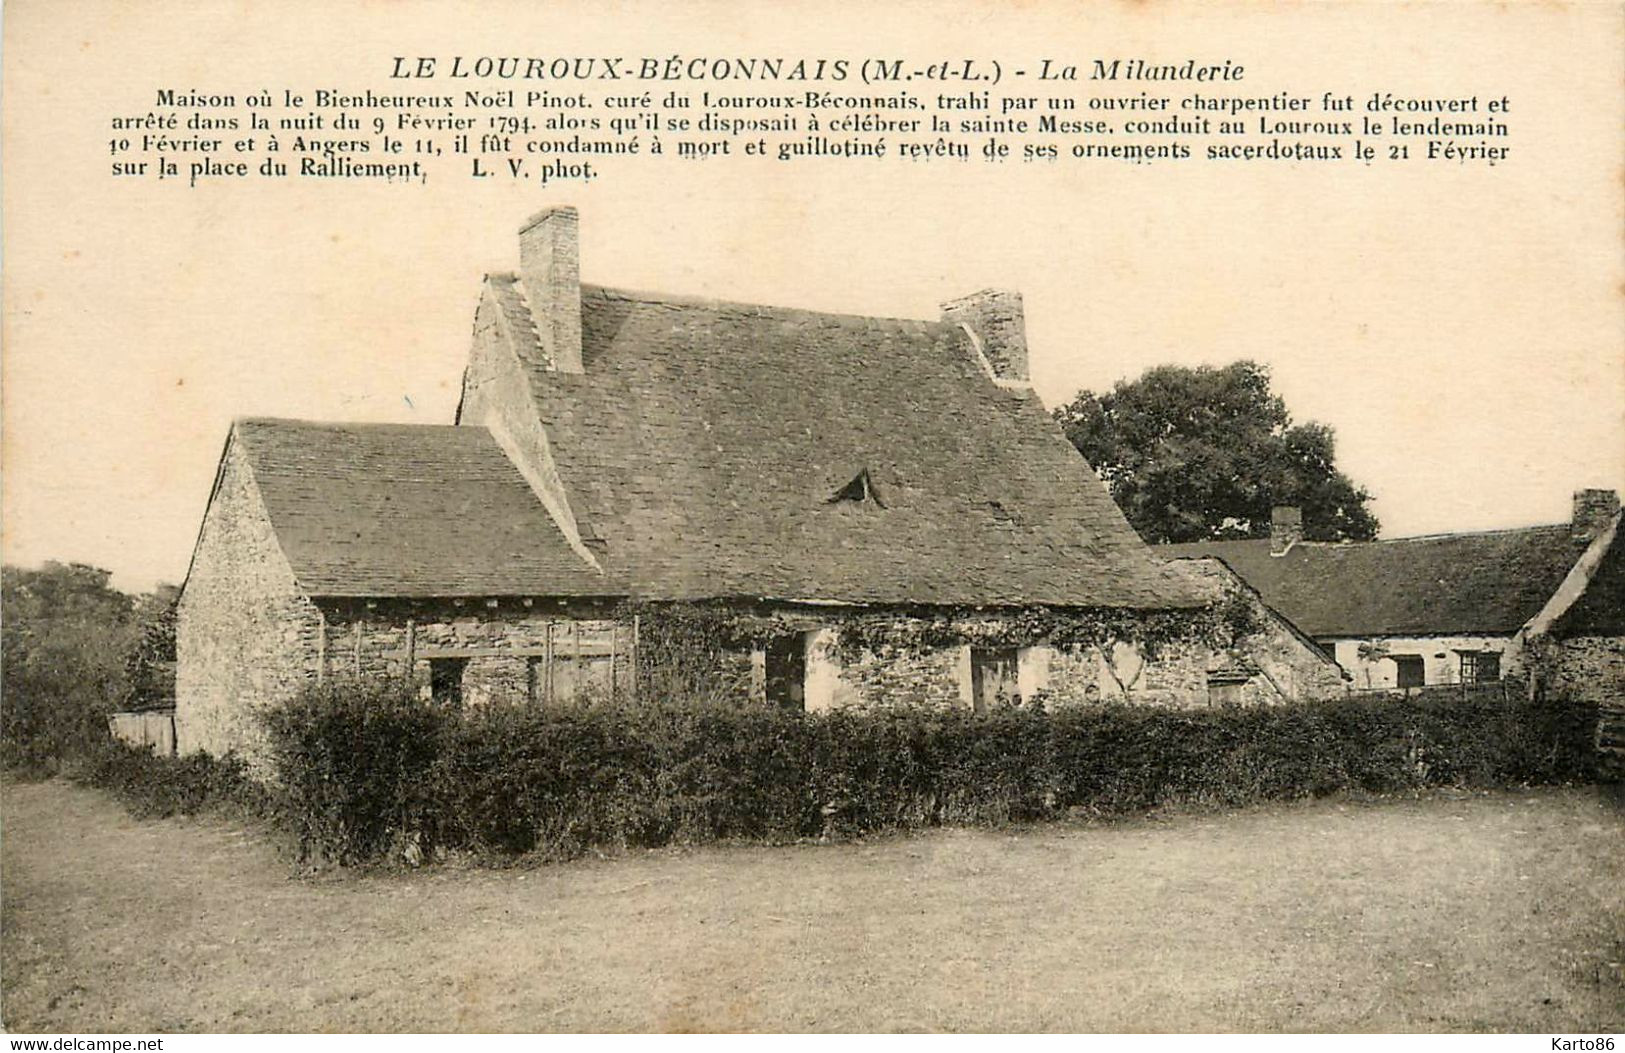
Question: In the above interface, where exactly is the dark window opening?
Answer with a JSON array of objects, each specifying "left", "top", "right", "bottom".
[
  {"left": 828, "top": 468, "right": 884, "bottom": 507},
  {"left": 1459, "top": 651, "right": 1500, "bottom": 684},
  {"left": 526, "top": 656, "right": 545, "bottom": 705},
  {"left": 1393, "top": 655, "right": 1424, "bottom": 690},
  {"left": 430, "top": 658, "right": 468, "bottom": 707},
  {"left": 765, "top": 635, "right": 808, "bottom": 710},
  {"left": 971, "top": 646, "right": 1019, "bottom": 713}
]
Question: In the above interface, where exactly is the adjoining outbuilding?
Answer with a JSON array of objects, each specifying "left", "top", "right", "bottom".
[{"left": 1162, "top": 491, "right": 1624, "bottom": 696}]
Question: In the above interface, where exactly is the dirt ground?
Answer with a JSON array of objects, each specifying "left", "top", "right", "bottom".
[{"left": 2, "top": 777, "right": 1621, "bottom": 1033}]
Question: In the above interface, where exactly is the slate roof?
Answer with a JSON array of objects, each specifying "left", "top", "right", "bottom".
[
  {"left": 233, "top": 419, "right": 608, "bottom": 598},
  {"left": 485, "top": 279, "right": 1205, "bottom": 609},
  {"left": 1161, "top": 526, "right": 1593, "bottom": 637}
]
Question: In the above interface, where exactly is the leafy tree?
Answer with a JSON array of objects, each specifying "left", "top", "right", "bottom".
[
  {"left": 1053, "top": 360, "right": 1378, "bottom": 544},
  {"left": 2, "top": 562, "right": 141, "bottom": 771},
  {"left": 124, "top": 585, "right": 180, "bottom": 712}
]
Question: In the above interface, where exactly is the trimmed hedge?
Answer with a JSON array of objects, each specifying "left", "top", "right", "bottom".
[
  {"left": 261, "top": 680, "right": 446, "bottom": 865},
  {"left": 259, "top": 681, "right": 1602, "bottom": 866},
  {"left": 73, "top": 738, "right": 265, "bottom": 821}
]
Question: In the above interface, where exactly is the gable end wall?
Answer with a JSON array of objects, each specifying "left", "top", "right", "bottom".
[
  {"left": 1176, "top": 561, "right": 1347, "bottom": 703},
  {"left": 175, "top": 438, "right": 323, "bottom": 763},
  {"left": 458, "top": 287, "right": 595, "bottom": 563}
]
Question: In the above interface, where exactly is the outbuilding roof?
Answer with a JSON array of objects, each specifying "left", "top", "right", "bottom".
[
  {"left": 1161, "top": 526, "right": 1593, "bottom": 637},
  {"left": 233, "top": 419, "right": 608, "bottom": 598}
]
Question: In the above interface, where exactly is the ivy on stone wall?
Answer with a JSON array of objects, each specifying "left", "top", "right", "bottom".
[
  {"left": 827, "top": 603, "right": 1245, "bottom": 664},
  {"left": 611, "top": 601, "right": 767, "bottom": 703},
  {"left": 613, "top": 595, "right": 1262, "bottom": 684}
]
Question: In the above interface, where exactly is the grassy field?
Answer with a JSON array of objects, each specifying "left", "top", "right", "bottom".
[{"left": 2, "top": 777, "right": 1621, "bottom": 1033}]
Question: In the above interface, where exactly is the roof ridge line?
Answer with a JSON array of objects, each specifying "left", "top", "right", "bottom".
[
  {"left": 579, "top": 281, "right": 953, "bottom": 328},
  {"left": 1365, "top": 523, "right": 1569, "bottom": 545},
  {"left": 493, "top": 270, "right": 971, "bottom": 329},
  {"left": 1165, "top": 522, "right": 1571, "bottom": 550}
]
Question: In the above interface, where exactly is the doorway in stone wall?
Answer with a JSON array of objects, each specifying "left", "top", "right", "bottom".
[
  {"left": 1393, "top": 654, "right": 1425, "bottom": 691},
  {"left": 971, "top": 646, "right": 1019, "bottom": 712},
  {"left": 429, "top": 657, "right": 468, "bottom": 707},
  {"left": 765, "top": 634, "right": 808, "bottom": 710}
]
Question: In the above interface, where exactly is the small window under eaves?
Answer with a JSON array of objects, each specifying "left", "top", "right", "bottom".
[{"left": 828, "top": 467, "right": 884, "bottom": 507}]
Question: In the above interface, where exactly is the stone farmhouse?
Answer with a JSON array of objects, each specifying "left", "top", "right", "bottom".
[
  {"left": 1162, "top": 492, "right": 1624, "bottom": 700},
  {"left": 175, "top": 207, "right": 1345, "bottom": 759}
]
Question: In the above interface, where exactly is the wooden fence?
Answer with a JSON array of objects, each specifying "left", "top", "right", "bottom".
[{"left": 108, "top": 709, "right": 176, "bottom": 756}]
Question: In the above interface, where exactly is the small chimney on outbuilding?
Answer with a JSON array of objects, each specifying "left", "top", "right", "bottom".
[
  {"left": 942, "top": 289, "right": 1030, "bottom": 384},
  {"left": 1270, "top": 506, "right": 1303, "bottom": 556},
  {"left": 1571, "top": 488, "right": 1620, "bottom": 541},
  {"left": 518, "top": 205, "right": 583, "bottom": 374}
]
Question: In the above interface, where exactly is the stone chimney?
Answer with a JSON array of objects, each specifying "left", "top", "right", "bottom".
[
  {"left": 941, "top": 289, "right": 1029, "bottom": 384},
  {"left": 1270, "top": 506, "right": 1303, "bottom": 556},
  {"left": 518, "top": 206, "right": 583, "bottom": 374},
  {"left": 1571, "top": 488, "right": 1620, "bottom": 541}
]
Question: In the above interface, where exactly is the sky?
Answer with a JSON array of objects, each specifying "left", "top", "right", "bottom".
[{"left": 3, "top": 0, "right": 1622, "bottom": 594}]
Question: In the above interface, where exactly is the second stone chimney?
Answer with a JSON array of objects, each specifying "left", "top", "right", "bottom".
[
  {"left": 942, "top": 289, "right": 1030, "bottom": 384},
  {"left": 518, "top": 206, "right": 583, "bottom": 374},
  {"left": 1270, "top": 506, "right": 1303, "bottom": 556},
  {"left": 1571, "top": 488, "right": 1621, "bottom": 541}
]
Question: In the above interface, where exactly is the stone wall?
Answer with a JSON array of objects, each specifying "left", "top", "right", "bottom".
[
  {"left": 318, "top": 601, "right": 633, "bottom": 707},
  {"left": 1519, "top": 634, "right": 1625, "bottom": 779},
  {"left": 737, "top": 599, "right": 1341, "bottom": 710},
  {"left": 1521, "top": 634, "right": 1625, "bottom": 705},
  {"left": 1040, "top": 638, "right": 1209, "bottom": 707},
  {"left": 175, "top": 438, "right": 324, "bottom": 764},
  {"left": 1323, "top": 633, "right": 1516, "bottom": 690},
  {"left": 809, "top": 629, "right": 965, "bottom": 710},
  {"left": 794, "top": 634, "right": 1238, "bottom": 710},
  {"left": 1175, "top": 559, "right": 1347, "bottom": 704},
  {"left": 183, "top": 545, "right": 1348, "bottom": 765}
]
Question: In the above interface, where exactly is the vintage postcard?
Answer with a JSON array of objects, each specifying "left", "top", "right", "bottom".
[{"left": 3, "top": 0, "right": 1621, "bottom": 1037}]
